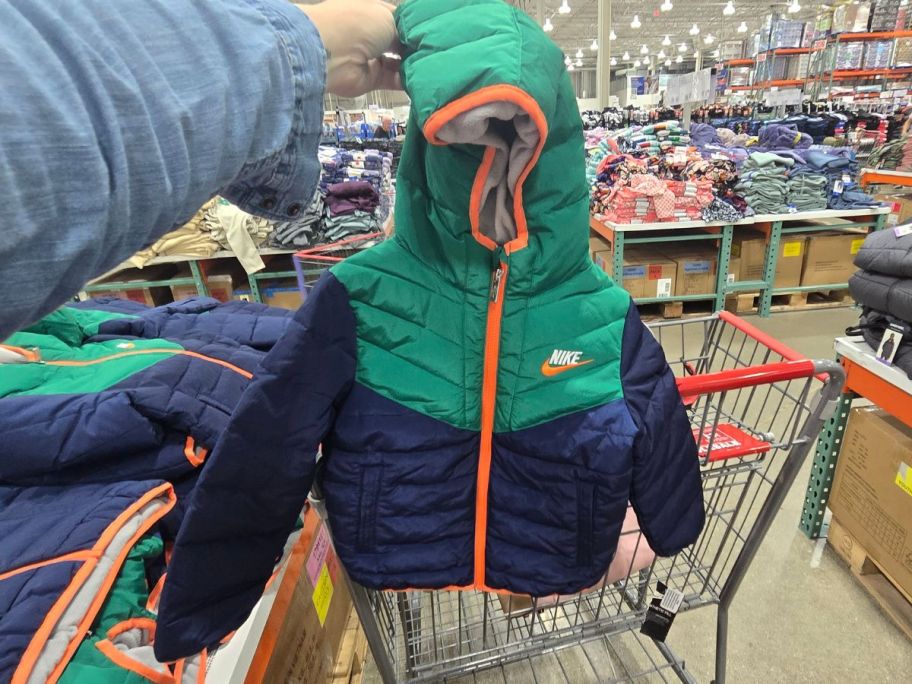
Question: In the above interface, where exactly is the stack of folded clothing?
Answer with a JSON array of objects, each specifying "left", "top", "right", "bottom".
[
  {"left": 787, "top": 173, "right": 829, "bottom": 211},
  {"left": 322, "top": 180, "right": 381, "bottom": 241},
  {"left": 201, "top": 198, "right": 276, "bottom": 273},
  {"left": 127, "top": 199, "right": 221, "bottom": 267},
  {"left": 736, "top": 152, "right": 792, "bottom": 214},
  {"left": 269, "top": 190, "right": 325, "bottom": 249},
  {"left": 318, "top": 146, "right": 395, "bottom": 220},
  {"left": 849, "top": 227, "right": 912, "bottom": 378},
  {"left": 666, "top": 179, "right": 715, "bottom": 220},
  {"left": 599, "top": 175, "right": 712, "bottom": 224}
]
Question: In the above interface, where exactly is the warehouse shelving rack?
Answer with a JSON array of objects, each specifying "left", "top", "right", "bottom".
[{"left": 590, "top": 206, "right": 889, "bottom": 316}]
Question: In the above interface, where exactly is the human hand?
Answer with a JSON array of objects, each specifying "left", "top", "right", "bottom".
[{"left": 298, "top": 0, "right": 402, "bottom": 98}]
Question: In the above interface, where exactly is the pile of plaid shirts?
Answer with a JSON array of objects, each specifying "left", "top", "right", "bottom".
[{"left": 599, "top": 174, "right": 714, "bottom": 224}]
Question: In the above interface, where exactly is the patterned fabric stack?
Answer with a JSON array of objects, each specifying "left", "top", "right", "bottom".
[{"left": 600, "top": 176, "right": 712, "bottom": 224}]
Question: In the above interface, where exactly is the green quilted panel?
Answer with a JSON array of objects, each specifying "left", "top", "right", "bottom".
[
  {"left": 330, "top": 0, "right": 631, "bottom": 432},
  {"left": 1, "top": 329, "right": 182, "bottom": 397}
]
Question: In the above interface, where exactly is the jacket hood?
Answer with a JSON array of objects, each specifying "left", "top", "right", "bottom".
[{"left": 394, "top": 0, "right": 590, "bottom": 288}]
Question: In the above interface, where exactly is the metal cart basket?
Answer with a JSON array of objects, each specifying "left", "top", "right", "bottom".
[{"left": 314, "top": 311, "right": 845, "bottom": 683}]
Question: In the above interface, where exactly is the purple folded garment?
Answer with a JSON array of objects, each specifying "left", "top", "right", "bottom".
[
  {"left": 325, "top": 180, "right": 380, "bottom": 216},
  {"left": 690, "top": 123, "right": 720, "bottom": 147},
  {"left": 758, "top": 124, "right": 812, "bottom": 150}
]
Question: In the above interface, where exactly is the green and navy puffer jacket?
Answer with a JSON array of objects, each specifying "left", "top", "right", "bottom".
[{"left": 156, "top": 0, "right": 704, "bottom": 660}]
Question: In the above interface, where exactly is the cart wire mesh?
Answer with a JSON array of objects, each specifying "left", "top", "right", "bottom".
[{"left": 319, "top": 311, "right": 844, "bottom": 684}]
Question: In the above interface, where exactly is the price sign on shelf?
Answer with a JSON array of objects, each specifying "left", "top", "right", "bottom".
[
  {"left": 764, "top": 88, "right": 802, "bottom": 106},
  {"left": 813, "top": 39, "right": 826, "bottom": 51},
  {"left": 756, "top": 52, "right": 767, "bottom": 63}
]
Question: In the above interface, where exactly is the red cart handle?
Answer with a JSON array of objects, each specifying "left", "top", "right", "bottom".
[
  {"left": 676, "top": 359, "right": 817, "bottom": 398},
  {"left": 717, "top": 311, "right": 806, "bottom": 362}
]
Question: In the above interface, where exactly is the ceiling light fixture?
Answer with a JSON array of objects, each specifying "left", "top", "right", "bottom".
[
  {"left": 631, "top": 14, "right": 642, "bottom": 28},
  {"left": 591, "top": 38, "right": 598, "bottom": 51},
  {"left": 678, "top": 42, "right": 688, "bottom": 52},
  {"left": 609, "top": 29, "right": 617, "bottom": 40},
  {"left": 575, "top": 47, "right": 584, "bottom": 58},
  {"left": 662, "top": 34, "right": 672, "bottom": 46},
  {"left": 675, "top": 54, "right": 683, "bottom": 63},
  {"left": 564, "top": 55, "right": 571, "bottom": 65},
  {"left": 661, "top": 0, "right": 674, "bottom": 10},
  {"left": 640, "top": 44, "right": 649, "bottom": 54},
  {"left": 610, "top": 56, "right": 618, "bottom": 65},
  {"left": 558, "top": 0, "right": 571, "bottom": 14},
  {"left": 690, "top": 23, "right": 700, "bottom": 35},
  {"left": 788, "top": 0, "right": 801, "bottom": 12},
  {"left": 542, "top": 17, "right": 553, "bottom": 32},
  {"left": 704, "top": 33, "right": 715, "bottom": 44},
  {"left": 723, "top": 0, "right": 736, "bottom": 15},
  {"left": 664, "top": 58, "right": 672, "bottom": 66},
  {"left": 575, "top": 57, "right": 583, "bottom": 66},
  {"left": 567, "top": 62, "right": 575, "bottom": 70},
  {"left": 658, "top": 49, "right": 667, "bottom": 59},
  {"left": 737, "top": 21, "right": 748, "bottom": 32},
  {"left": 633, "top": 58, "right": 641, "bottom": 67},
  {"left": 622, "top": 50, "right": 630, "bottom": 60}
]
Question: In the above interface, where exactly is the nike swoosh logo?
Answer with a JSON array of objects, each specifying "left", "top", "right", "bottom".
[{"left": 540, "top": 358, "right": 594, "bottom": 377}]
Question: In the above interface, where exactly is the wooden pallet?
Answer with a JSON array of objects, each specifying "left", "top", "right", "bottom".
[
  {"left": 725, "top": 288, "right": 852, "bottom": 314},
  {"left": 828, "top": 517, "right": 912, "bottom": 642},
  {"left": 635, "top": 299, "right": 716, "bottom": 320}
]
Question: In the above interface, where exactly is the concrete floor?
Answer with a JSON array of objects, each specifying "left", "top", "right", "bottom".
[{"left": 363, "top": 307, "right": 912, "bottom": 683}]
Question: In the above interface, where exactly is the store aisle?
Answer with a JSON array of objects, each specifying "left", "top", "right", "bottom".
[{"left": 362, "top": 308, "right": 912, "bottom": 683}]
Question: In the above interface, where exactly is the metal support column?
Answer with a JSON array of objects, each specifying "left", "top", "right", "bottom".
[
  {"left": 800, "top": 387, "right": 856, "bottom": 538},
  {"left": 188, "top": 259, "right": 210, "bottom": 297},
  {"left": 597, "top": 0, "right": 611, "bottom": 107},
  {"left": 758, "top": 220, "right": 782, "bottom": 317},
  {"left": 713, "top": 224, "right": 734, "bottom": 312},
  {"left": 611, "top": 230, "right": 624, "bottom": 281}
]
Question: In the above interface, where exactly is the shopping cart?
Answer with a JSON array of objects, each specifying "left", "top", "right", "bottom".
[
  {"left": 292, "top": 231, "right": 384, "bottom": 298},
  {"left": 311, "top": 311, "right": 845, "bottom": 683}
]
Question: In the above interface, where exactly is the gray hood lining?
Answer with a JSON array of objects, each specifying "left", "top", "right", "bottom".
[{"left": 433, "top": 102, "right": 540, "bottom": 246}]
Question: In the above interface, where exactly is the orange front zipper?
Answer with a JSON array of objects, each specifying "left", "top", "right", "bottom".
[
  {"left": 473, "top": 260, "right": 508, "bottom": 588},
  {"left": 40, "top": 348, "right": 253, "bottom": 379}
]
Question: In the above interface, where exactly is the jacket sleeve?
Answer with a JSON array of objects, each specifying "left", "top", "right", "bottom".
[
  {"left": 154, "top": 273, "right": 356, "bottom": 662},
  {"left": 0, "top": 0, "right": 325, "bottom": 338},
  {"left": 620, "top": 302, "right": 705, "bottom": 556}
]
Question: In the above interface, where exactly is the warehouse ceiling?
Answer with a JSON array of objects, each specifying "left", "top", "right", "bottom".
[{"left": 508, "top": 0, "right": 819, "bottom": 71}]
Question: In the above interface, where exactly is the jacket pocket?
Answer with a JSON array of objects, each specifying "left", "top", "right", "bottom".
[
  {"left": 576, "top": 481, "right": 596, "bottom": 567},
  {"left": 356, "top": 465, "right": 382, "bottom": 551}
]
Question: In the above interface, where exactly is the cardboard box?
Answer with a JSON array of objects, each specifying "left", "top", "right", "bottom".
[
  {"left": 828, "top": 407, "right": 912, "bottom": 599},
  {"left": 263, "top": 284, "right": 305, "bottom": 310},
  {"left": 800, "top": 232, "right": 865, "bottom": 287},
  {"left": 620, "top": 249, "right": 676, "bottom": 299},
  {"left": 664, "top": 246, "right": 718, "bottom": 296},
  {"left": 170, "top": 274, "right": 234, "bottom": 302},
  {"left": 774, "top": 236, "right": 806, "bottom": 289},
  {"left": 255, "top": 511, "right": 353, "bottom": 684},
  {"left": 874, "top": 192, "right": 912, "bottom": 228},
  {"left": 730, "top": 230, "right": 767, "bottom": 282},
  {"left": 88, "top": 287, "right": 157, "bottom": 306},
  {"left": 589, "top": 235, "right": 612, "bottom": 260}
]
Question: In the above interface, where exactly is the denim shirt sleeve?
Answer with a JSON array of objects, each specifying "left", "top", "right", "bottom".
[{"left": 0, "top": 0, "right": 326, "bottom": 339}]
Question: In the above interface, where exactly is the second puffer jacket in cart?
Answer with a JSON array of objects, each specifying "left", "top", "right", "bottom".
[{"left": 156, "top": 0, "right": 704, "bottom": 660}]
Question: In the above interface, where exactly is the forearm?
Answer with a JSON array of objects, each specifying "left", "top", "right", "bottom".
[{"left": 0, "top": 0, "right": 325, "bottom": 338}]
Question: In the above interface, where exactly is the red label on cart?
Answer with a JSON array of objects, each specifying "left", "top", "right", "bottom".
[
  {"left": 648, "top": 264, "right": 664, "bottom": 280},
  {"left": 692, "top": 424, "right": 771, "bottom": 461}
]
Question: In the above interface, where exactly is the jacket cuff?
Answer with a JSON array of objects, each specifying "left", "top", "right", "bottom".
[{"left": 221, "top": 0, "right": 326, "bottom": 221}]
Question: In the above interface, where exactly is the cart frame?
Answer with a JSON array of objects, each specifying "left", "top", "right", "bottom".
[{"left": 313, "top": 311, "right": 845, "bottom": 683}]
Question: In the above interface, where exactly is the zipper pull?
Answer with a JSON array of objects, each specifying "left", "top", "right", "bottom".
[{"left": 490, "top": 265, "right": 504, "bottom": 303}]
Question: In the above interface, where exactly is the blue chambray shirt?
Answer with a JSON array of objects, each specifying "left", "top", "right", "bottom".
[{"left": 0, "top": 0, "right": 326, "bottom": 338}]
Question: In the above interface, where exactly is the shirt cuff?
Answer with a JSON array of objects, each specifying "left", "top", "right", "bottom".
[{"left": 221, "top": 0, "right": 326, "bottom": 221}]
